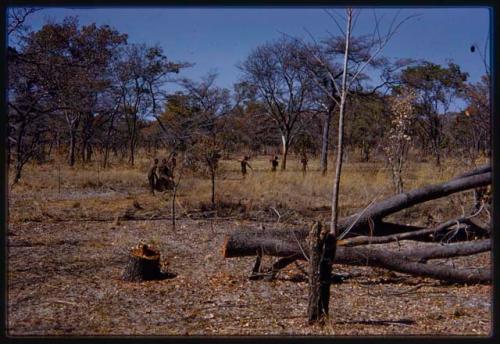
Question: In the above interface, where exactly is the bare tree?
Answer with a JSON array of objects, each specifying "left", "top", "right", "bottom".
[
  {"left": 115, "top": 44, "right": 186, "bottom": 165},
  {"left": 178, "top": 73, "right": 232, "bottom": 207},
  {"left": 301, "top": 8, "right": 418, "bottom": 323},
  {"left": 7, "top": 7, "right": 40, "bottom": 37},
  {"left": 240, "top": 37, "right": 314, "bottom": 170}
]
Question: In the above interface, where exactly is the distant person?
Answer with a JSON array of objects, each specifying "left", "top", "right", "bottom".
[
  {"left": 240, "top": 156, "right": 252, "bottom": 178},
  {"left": 158, "top": 158, "right": 174, "bottom": 190},
  {"left": 158, "top": 158, "right": 172, "bottom": 178},
  {"left": 270, "top": 155, "right": 279, "bottom": 172},
  {"left": 170, "top": 152, "right": 177, "bottom": 172},
  {"left": 301, "top": 153, "right": 308, "bottom": 175},
  {"left": 147, "top": 158, "right": 159, "bottom": 194}
]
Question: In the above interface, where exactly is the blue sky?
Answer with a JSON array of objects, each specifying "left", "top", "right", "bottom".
[{"left": 14, "top": 7, "right": 491, "bottom": 108}]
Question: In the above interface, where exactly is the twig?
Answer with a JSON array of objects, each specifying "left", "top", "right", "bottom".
[{"left": 338, "top": 197, "right": 378, "bottom": 240}]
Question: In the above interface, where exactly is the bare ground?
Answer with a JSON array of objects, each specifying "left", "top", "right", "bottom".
[{"left": 7, "top": 213, "right": 491, "bottom": 336}]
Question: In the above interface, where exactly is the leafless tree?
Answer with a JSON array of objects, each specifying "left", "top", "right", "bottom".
[
  {"left": 239, "top": 37, "right": 315, "bottom": 170},
  {"left": 7, "top": 7, "right": 40, "bottom": 37},
  {"left": 178, "top": 73, "right": 233, "bottom": 207},
  {"left": 300, "top": 8, "right": 419, "bottom": 323}
]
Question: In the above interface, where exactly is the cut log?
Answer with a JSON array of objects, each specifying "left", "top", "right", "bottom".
[
  {"left": 339, "top": 217, "right": 489, "bottom": 247},
  {"left": 223, "top": 167, "right": 492, "bottom": 284},
  {"left": 222, "top": 234, "right": 491, "bottom": 283},
  {"left": 122, "top": 244, "right": 163, "bottom": 282}
]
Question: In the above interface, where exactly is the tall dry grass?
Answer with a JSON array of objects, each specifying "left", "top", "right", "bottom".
[{"left": 8, "top": 150, "right": 487, "bottom": 225}]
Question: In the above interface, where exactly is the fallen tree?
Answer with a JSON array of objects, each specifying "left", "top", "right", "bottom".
[
  {"left": 228, "top": 171, "right": 491, "bottom": 240},
  {"left": 223, "top": 232, "right": 491, "bottom": 283},
  {"left": 222, "top": 169, "right": 492, "bottom": 284}
]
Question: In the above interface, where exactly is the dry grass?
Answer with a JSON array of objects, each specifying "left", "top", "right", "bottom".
[{"left": 8, "top": 151, "right": 486, "bottom": 226}]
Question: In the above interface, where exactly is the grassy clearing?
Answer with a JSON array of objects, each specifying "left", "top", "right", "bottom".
[{"left": 8, "top": 151, "right": 486, "bottom": 226}]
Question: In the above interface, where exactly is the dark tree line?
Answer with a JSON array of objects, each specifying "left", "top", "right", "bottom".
[{"left": 8, "top": 14, "right": 490, "bottom": 184}]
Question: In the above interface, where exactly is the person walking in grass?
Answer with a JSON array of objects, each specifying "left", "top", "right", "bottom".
[
  {"left": 300, "top": 153, "right": 308, "bottom": 176},
  {"left": 147, "top": 158, "right": 159, "bottom": 194},
  {"left": 240, "top": 156, "right": 252, "bottom": 178},
  {"left": 270, "top": 155, "right": 279, "bottom": 172}
]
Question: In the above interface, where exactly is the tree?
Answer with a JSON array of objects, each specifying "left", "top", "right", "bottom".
[
  {"left": 382, "top": 87, "right": 417, "bottom": 194},
  {"left": 17, "top": 17, "right": 128, "bottom": 166},
  {"left": 115, "top": 44, "right": 182, "bottom": 166},
  {"left": 399, "top": 61, "right": 468, "bottom": 166},
  {"left": 346, "top": 94, "right": 387, "bottom": 162},
  {"left": 298, "top": 31, "right": 414, "bottom": 174},
  {"left": 299, "top": 8, "right": 417, "bottom": 323},
  {"left": 240, "top": 37, "right": 315, "bottom": 170},
  {"left": 8, "top": 47, "right": 51, "bottom": 183},
  {"left": 7, "top": 7, "right": 40, "bottom": 38},
  {"left": 178, "top": 74, "right": 232, "bottom": 207}
]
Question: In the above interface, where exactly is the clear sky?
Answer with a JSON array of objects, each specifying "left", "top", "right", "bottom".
[{"left": 15, "top": 6, "right": 491, "bottom": 108}]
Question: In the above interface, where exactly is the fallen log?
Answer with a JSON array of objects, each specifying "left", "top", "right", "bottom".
[
  {"left": 339, "top": 217, "right": 489, "bottom": 247},
  {"left": 222, "top": 234, "right": 491, "bottom": 283},
  {"left": 342, "top": 171, "right": 491, "bottom": 233},
  {"left": 225, "top": 172, "right": 491, "bottom": 242}
]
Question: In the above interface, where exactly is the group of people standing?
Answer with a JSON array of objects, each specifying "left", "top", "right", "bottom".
[
  {"left": 147, "top": 153, "right": 177, "bottom": 194},
  {"left": 147, "top": 152, "right": 310, "bottom": 194}
]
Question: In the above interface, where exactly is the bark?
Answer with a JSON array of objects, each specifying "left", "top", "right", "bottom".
[
  {"left": 320, "top": 108, "right": 333, "bottom": 175},
  {"left": 281, "top": 134, "right": 289, "bottom": 170},
  {"left": 68, "top": 127, "right": 77, "bottom": 167},
  {"left": 122, "top": 244, "right": 162, "bottom": 282},
  {"left": 223, "top": 170, "right": 491, "bottom": 249},
  {"left": 307, "top": 222, "right": 336, "bottom": 322},
  {"left": 14, "top": 161, "right": 23, "bottom": 184},
  {"left": 128, "top": 136, "right": 135, "bottom": 166},
  {"left": 340, "top": 172, "right": 491, "bottom": 235},
  {"left": 222, "top": 235, "right": 491, "bottom": 283},
  {"left": 211, "top": 170, "right": 216, "bottom": 207}
]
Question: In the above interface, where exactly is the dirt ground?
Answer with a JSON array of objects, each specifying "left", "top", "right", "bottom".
[
  {"left": 7, "top": 203, "right": 491, "bottom": 336},
  {"left": 6, "top": 157, "right": 492, "bottom": 336}
]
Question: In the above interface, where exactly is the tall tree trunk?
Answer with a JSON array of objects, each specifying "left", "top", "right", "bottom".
[
  {"left": 331, "top": 9, "right": 352, "bottom": 237},
  {"left": 211, "top": 169, "right": 216, "bottom": 207},
  {"left": 309, "top": 8, "right": 352, "bottom": 325},
  {"left": 86, "top": 143, "right": 92, "bottom": 162},
  {"left": 281, "top": 134, "right": 289, "bottom": 170},
  {"left": 320, "top": 109, "right": 333, "bottom": 175},
  {"left": 128, "top": 136, "right": 135, "bottom": 166},
  {"left": 68, "top": 128, "right": 76, "bottom": 167},
  {"left": 13, "top": 122, "right": 25, "bottom": 183},
  {"left": 103, "top": 146, "right": 110, "bottom": 169},
  {"left": 14, "top": 160, "right": 23, "bottom": 184}
]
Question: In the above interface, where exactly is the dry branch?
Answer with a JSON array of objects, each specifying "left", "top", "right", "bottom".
[{"left": 339, "top": 217, "right": 488, "bottom": 247}]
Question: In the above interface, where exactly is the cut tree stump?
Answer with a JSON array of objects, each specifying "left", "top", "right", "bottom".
[{"left": 122, "top": 244, "right": 164, "bottom": 282}]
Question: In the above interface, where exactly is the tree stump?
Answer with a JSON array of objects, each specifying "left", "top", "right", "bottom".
[
  {"left": 307, "top": 221, "right": 336, "bottom": 324},
  {"left": 122, "top": 244, "right": 163, "bottom": 282}
]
